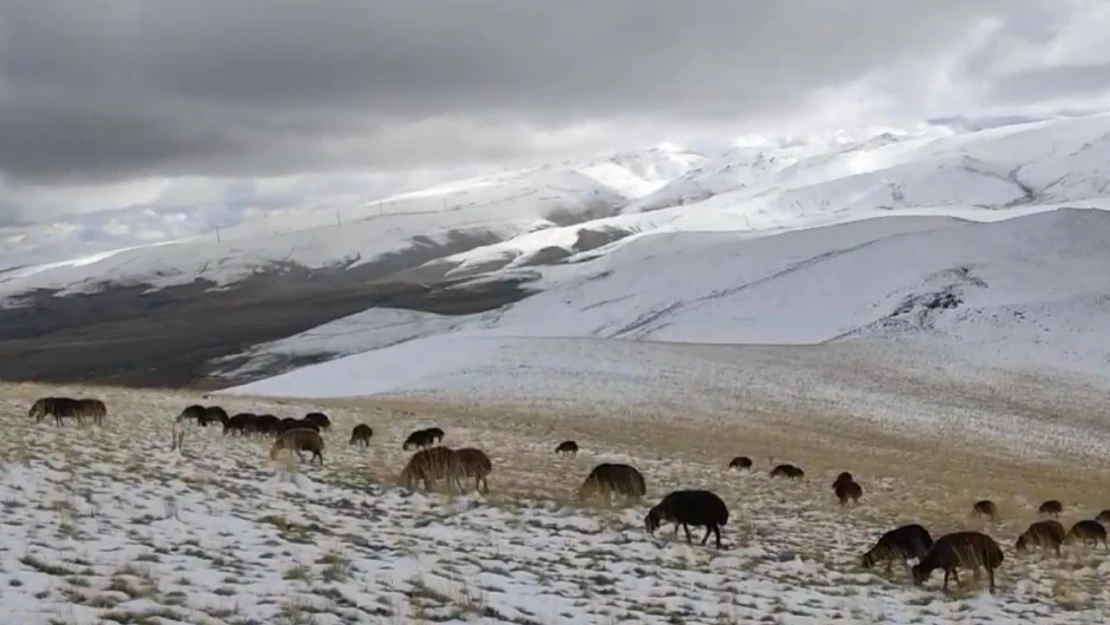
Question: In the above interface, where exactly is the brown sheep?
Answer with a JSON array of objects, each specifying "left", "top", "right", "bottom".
[
  {"left": 861, "top": 524, "right": 934, "bottom": 574},
  {"left": 834, "top": 480, "right": 863, "bottom": 506},
  {"left": 770, "top": 464, "right": 804, "bottom": 479},
  {"left": 644, "top": 490, "right": 729, "bottom": 549},
  {"left": 269, "top": 428, "right": 324, "bottom": 464},
  {"left": 578, "top": 463, "right": 646, "bottom": 504},
  {"left": 971, "top": 499, "right": 998, "bottom": 521},
  {"left": 76, "top": 398, "right": 108, "bottom": 426},
  {"left": 555, "top": 440, "right": 579, "bottom": 456},
  {"left": 399, "top": 446, "right": 463, "bottom": 492},
  {"left": 912, "top": 531, "right": 1003, "bottom": 593},
  {"left": 349, "top": 424, "right": 373, "bottom": 446},
  {"left": 454, "top": 447, "right": 493, "bottom": 494},
  {"left": 1066, "top": 520, "right": 1109, "bottom": 550},
  {"left": 1015, "top": 520, "right": 1066, "bottom": 556},
  {"left": 728, "top": 456, "right": 753, "bottom": 471},
  {"left": 1037, "top": 499, "right": 1063, "bottom": 518},
  {"left": 304, "top": 412, "right": 331, "bottom": 431}
]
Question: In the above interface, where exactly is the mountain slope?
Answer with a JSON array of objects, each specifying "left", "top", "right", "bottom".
[{"left": 224, "top": 208, "right": 1110, "bottom": 395}]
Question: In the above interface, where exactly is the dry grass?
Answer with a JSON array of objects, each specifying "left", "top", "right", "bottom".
[{"left": 1, "top": 379, "right": 1110, "bottom": 623}]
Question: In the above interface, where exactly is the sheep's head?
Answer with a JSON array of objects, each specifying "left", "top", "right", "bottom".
[{"left": 644, "top": 506, "right": 663, "bottom": 536}]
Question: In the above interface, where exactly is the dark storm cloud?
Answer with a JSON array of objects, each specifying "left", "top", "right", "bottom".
[{"left": 0, "top": 0, "right": 1054, "bottom": 186}]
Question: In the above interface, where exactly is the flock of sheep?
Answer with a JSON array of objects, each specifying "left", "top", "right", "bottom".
[{"left": 27, "top": 395, "right": 1110, "bottom": 595}]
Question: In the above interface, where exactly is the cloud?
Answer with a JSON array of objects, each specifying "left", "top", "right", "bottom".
[{"left": 1, "top": 0, "right": 1108, "bottom": 227}]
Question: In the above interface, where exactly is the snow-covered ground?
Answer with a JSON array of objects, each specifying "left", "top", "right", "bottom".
[
  {"left": 5, "top": 382, "right": 1110, "bottom": 625},
  {"left": 221, "top": 208, "right": 1110, "bottom": 405}
]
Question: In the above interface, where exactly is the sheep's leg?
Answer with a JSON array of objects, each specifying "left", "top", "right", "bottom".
[
  {"left": 951, "top": 567, "right": 961, "bottom": 589},
  {"left": 672, "top": 524, "right": 680, "bottom": 540},
  {"left": 987, "top": 565, "right": 996, "bottom": 593},
  {"left": 700, "top": 526, "right": 711, "bottom": 545},
  {"left": 711, "top": 525, "right": 722, "bottom": 549},
  {"left": 942, "top": 569, "right": 951, "bottom": 591},
  {"left": 682, "top": 524, "right": 693, "bottom": 544}
]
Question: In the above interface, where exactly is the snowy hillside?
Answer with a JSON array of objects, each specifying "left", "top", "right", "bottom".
[
  {"left": 417, "top": 112, "right": 1110, "bottom": 281},
  {"left": 0, "top": 146, "right": 703, "bottom": 298},
  {"left": 224, "top": 208, "right": 1110, "bottom": 399}
]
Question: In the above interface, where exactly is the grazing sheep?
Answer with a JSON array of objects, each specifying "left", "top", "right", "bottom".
[
  {"left": 861, "top": 524, "right": 934, "bottom": 574},
  {"left": 1015, "top": 520, "right": 1066, "bottom": 556},
  {"left": 1096, "top": 509, "right": 1110, "bottom": 526},
  {"left": 399, "top": 446, "right": 463, "bottom": 491},
  {"left": 1037, "top": 499, "right": 1063, "bottom": 518},
  {"left": 971, "top": 499, "right": 998, "bottom": 521},
  {"left": 30, "top": 397, "right": 82, "bottom": 426},
  {"left": 199, "top": 405, "right": 228, "bottom": 427},
  {"left": 770, "top": 464, "right": 804, "bottom": 479},
  {"left": 555, "top": 440, "right": 579, "bottom": 456},
  {"left": 304, "top": 412, "right": 331, "bottom": 431},
  {"left": 76, "top": 398, "right": 108, "bottom": 426},
  {"left": 349, "top": 424, "right": 373, "bottom": 446},
  {"left": 224, "top": 413, "right": 258, "bottom": 436},
  {"left": 176, "top": 404, "right": 206, "bottom": 423},
  {"left": 454, "top": 447, "right": 493, "bottom": 494},
  {"left": 832, "top": 471, "right": 854, "bottom": 489},
  {"left": 644, "top": 489, "right": 729, "bottom": 549},
  {"left": 834, "top": 479, "right": 863, "bottom": 506},
  {"left": 1066, "top": 520, "right": 1109, "bottom": 550},
  {"left": 912, "top": 531, "right": 1003, "bottom": 593},
  {"left": 728, "top": 456, "right": 753, "bottom": 471},
  {"left": 578, "top": 463, "right": 646, "bottom": 504},
  {"left": 269, "top": 428, "right": 325, "bottom": 464},
  {"left": 402, "top": 428, "right": 437, "bottom": 451},
  {"left": 256, "top": 414, "right": 281, "bottom": 435}
]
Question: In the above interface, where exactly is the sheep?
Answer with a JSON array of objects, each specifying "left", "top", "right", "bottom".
[
  {"left": 644, "top": 489, "right": 729, "bottom": 549},
  {"left": 1096, "top": 509, "right": 1110, "bottom": 526},
  {"left": 175, "top": 404, "right": 206, "bottom": 423},
  {"left": 578, "top": 463, "right": 646, "bottom": 505},
  {"left": 269, "top": 428, "right": 325, "bottom": 464},
  {"left": 425, "top": 427, "right": 445, "bottom": 444},
  {"left": 1066, "top": 520, "right": 1109, "bottom": 550},
  {"left": 399, "top": 446, "right": 463, "bottom": 492},
  {"left": 76, "top": 398, "right": 108, "bottom": 426},
  {"left": 453, "top": 447, "right": 493, "bottom": 494},
  {"left": 277, "top": 418, "right": 320, "bottom": 435},
  {"left": 29, "top": 397, "right": 82, "bottom": 426},
  {"left": 1015, "top": 520, "right": 1065, "bottom": 556},
  {"left": 770, "top": 464, "right": 804, "bottom": 479},
  {"left": 911, "top": 531, "right": 1003, "bottom": 593},
  {"left": 861, "top": 524, "right": 934, "bottom": 574},
  {"left": 224, "top": 413, "right": 257, "bottom": 436},
  {"left": 1037, "top": 499, "right": 1063, "bottom": 518},
  {"left": 555, "top": 440, "right": 579, "bottom": 456},
  {"left": 834, "top": 479, "right": 863, "bottom": 506},
  {"left": 199, "top": 405, "right": 228, "bottom": 427},
  {"left": 402, "top": 428, "right": 437, "bottom": 451},
  {"left": 256, "top": 414, "right": 281, "bottom": 435},
  {"left": 349, "top": 424, "right": 373, "bottom": 446},
  {"left": 832, "top": 471, "right": 854, "bottom": 489},
  {"left": 971, "top": 499, "right": 998, "bottom": 521},
  {"left": 304, "top": 412, "right": 331, "bottom": 431},
  {"left": 728, "top": 456, "right": 752, "bottom": 471}
]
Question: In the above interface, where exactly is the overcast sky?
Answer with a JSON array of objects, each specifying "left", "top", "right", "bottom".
[{"left": 2, "top": 0, "right": 1110, "bottom": 226}]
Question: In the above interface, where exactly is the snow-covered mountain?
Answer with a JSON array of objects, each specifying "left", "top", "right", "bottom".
[
  {"left": 0, "top": 145, "right": 705, "bottom": 298},
  {"left": 226, "top": 207, "right": 1110, "bottom": 400}
]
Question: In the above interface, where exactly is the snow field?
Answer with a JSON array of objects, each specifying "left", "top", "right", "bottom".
[{"left": 3, "top": 383, "right": 1110, "bottom": 624}]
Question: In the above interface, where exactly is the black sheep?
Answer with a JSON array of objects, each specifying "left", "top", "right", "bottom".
[
  {"left": 728, "top": 456, "right": 752, "bottom": 471},
  {"left": 861, "top": 523, "right": 934, "bottom": 573},
  {"left": 644, "top": 489, "right": 729, "bottom": 549}
]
